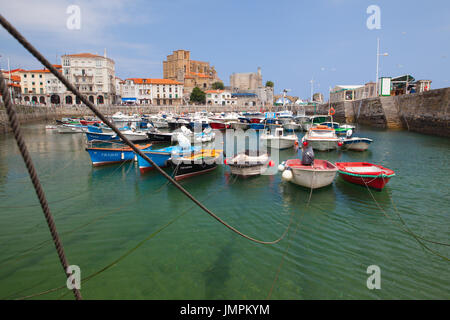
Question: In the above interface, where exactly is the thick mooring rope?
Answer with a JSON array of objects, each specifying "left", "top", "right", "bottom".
[
  {"left": 0, "top": 72, "right": 82, "bottom": 300},
  {"left": 0, "top": 14, "right": 290, "bottom": 246}
]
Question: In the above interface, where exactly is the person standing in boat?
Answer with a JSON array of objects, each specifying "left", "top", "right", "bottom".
[{"left": 300, "top": 141, "right": 314, "bottom": 166}]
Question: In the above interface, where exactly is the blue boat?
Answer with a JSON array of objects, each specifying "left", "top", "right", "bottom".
[
  {"left": 249, "top": 122, "right": 265, "bottom": 130},
  {"left": 138, "top": 145, "right": 200, "bottom": 173},
  {"left": 85, "top": 143, "right": 153, "bottom": 166}
]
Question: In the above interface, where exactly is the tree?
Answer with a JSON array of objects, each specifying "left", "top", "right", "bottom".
[
  {"left": 190, "top": 87, "right": 206, "bottom": 104},
  {"left": 265, "top": 81, "right": 274, "bottom": 88},
  {"left": 211, "top": 81, "right": 224, "bottom": 90}
]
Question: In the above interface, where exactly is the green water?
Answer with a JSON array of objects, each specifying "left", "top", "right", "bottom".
[{"left": 0, "top": 123, "right": 448, "bottom": 300}]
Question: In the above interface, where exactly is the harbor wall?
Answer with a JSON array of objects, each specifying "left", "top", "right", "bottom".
[
  {"left": 1, "top": 87, "right": 449, "bottom": 137},
  {"left": 287, "top": 87, "right": 449, "bottom": 137}
]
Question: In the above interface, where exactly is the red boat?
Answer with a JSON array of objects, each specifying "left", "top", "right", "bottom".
[
  {"left": 210, "top": 121, "right": 231, "bottom": 130},
  {"left": 335, "top": 162, "right": 395, "bottom": 190},
  {"left": 80, "top": 120, "right": 102, "bottom": 126}
]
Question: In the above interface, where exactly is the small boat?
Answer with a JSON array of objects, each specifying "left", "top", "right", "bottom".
[
  {"left": 280, "top": 159, "right": 338, "bottom": 189},
  {"left": 335, "top": 162, "right": 395, "bottom": 190},
  {"left": 283, "top": 121, "right": 300, "bottom": 132},
  {"left": 85, "top": 131, "right": 118, "bottom": 142},
  {"left": 169, "top": 149, "right": 222, "bottom": 181},
  {"left": 341, "top": 137, "right": 373, "bottom": 151},
  {"left": 146, "top": 127, "right": 173, "bottom": 143},
  {"left": 45, "top": 125, "right": 58, "bottom": 130},
  {"left": 302, "top": 125, "right": 340, "bottom": 151},
  {"left": 260, "top": 127, "right": 298, "bottom": 149},
  {"left": 172, "top": 126, "right": 215, "bottom": 144},
  {"left": 85, "top": 143, "right": 152, "bottom": 166},
  {"left": 137, "top": 145, "right": 200, "bottom": 174},
  {"left": 57, "top": 124, "right": 88, "bottom": 133},
  {"left": 320, "top": 122, "right": 353, "bottom": 136},
  {"left": 210, "top": 120, "right": 231, "bottom": 130},
  {"left": 119, "top": 129, "right": 149, "bottom": 142},
  {"left": 225, "top": 150, "right": 271, "bottom": 177},
  {"left": 231, "top": 117, "right": 250, "bottom": 130}
]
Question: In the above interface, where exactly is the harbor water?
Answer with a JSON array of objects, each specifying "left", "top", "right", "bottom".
[{"left": 0, "top": 123, "right": 448, "bottom": 299}]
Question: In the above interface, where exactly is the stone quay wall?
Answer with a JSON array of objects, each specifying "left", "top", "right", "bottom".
[
  {"left": 285, "top": 87, "right": 449, "bottom": 137},
  {"left": 1, "top": 87, "right": 449, "bottom": 137}
]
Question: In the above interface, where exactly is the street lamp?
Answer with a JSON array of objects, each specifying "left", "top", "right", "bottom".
[{"left": 375, "top": 37, "right": 388, "bottom": 96}]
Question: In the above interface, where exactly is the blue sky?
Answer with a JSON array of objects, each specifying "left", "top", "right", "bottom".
[{"left": 0, "top": 0, "right": 449, "bottom": 99}]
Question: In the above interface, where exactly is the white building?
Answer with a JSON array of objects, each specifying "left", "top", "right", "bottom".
[
  {"left": 121, "top": 78, "right": 184, "bottom": 105},
  {"left": 205, "top": 90, "right": 237, "bottom": 105},
  {"left": 61, "top": 52, "right": 116, "bottom": 105}
]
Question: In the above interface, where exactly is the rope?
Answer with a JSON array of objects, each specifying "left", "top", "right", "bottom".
[
  {"left": 0, "top": 14, "right": 289, "bottom": 246},
  {"left": 11, "top": 167, "right": 246, "bottom": 300},
  {"left": 361, "top": 176, "right": 449, "bottom": 261},
  {"left": 0, "top": 72, "right": 82, "bottom": 300}
]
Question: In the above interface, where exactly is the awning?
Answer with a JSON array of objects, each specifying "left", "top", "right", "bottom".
[{"left": 122, "top": 97, "right": 136, "bottom": 101}]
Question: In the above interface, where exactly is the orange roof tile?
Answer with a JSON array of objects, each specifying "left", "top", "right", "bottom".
[
  {"left": 126, "top": 78, "right": 183, "bottom": 85},
  {"left": 205, "top": 90, "right": 225, "bottom": 94}
]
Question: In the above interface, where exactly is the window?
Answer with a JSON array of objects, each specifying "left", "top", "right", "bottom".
[
  {"left": 39, "top": 74, "right": 42, "bottom": 78},
  {"left": 32, "top": 74, "right": 35, "bottom": 78},
  {"left": 23, "top": 74, "right": 27, "bottom": 78}
]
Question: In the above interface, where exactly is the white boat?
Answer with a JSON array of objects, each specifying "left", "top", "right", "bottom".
[
  {"left": 226, "top": 151, "right": 270, "bottom": 176},
  {"left": 341, "top": 137, "right": 373, "bottom": 151},
  {"left": 260, "top": 127, "right": 298, "bottom": 149},
  {"left": 283, "top": 121, "right": 300, "bottom": 131},
  {"left": 172, "top": 126, "right": 215, "bottom": 144},
  {"left": 302, "top": 125, "right": 340, "bottom": 151},
  {"left": 280, "top": 159, "right": 338, "bottom": 189},
  {"left": 119, "top": 129, "right": 148, "bottom": 142},
  {"left": 111, "top": 112, "right": 140, "bottom": 122},
  {"left": 57, "top": 124, "right": 88, "bottom": 133}
]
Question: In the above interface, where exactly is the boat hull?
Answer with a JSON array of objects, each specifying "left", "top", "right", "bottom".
[
  {"left": 261, "top": 137, "right": 297, "bottom": 149},
  {"left": 342, "top": 138, "right": 373, "bottom": 151},
  {"left": 285, "top": 159, "right": 337, "bottom": 189},
  {"left": 335, "top": 162, "right": 395, "bottom": 190},
  {"left": 85, "top": 144, "right": 151, "bottom": 166},
  {"left": 85, "top": 132, "right": 118, "bottom": 141},
  {"left": 339, "top": 173, "right": 391, "bottom": 190},
  {"left": 147, "top": 132, "right": 173, "bottom": 143},
  {"left": 306, "top": 139, "right": 338, "bottom": 151}
]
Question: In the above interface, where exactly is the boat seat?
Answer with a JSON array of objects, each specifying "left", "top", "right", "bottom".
[{"left": 345, "top": 167, "right": 383, "bottom": 173}]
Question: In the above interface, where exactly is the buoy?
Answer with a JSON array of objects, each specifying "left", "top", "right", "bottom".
[
  {"left": 282, "top": 169, "right": 293, "bottom": 181},
  {"left": 224, "top": 158, "right": 227, "bottom": 165},
  {"left": 303, "top": 141, "right": 308, "bottom": 146},
  {"left": 338, "top": 141, "right": 343, "bottom": 147},
  {"left": 268, "top": 160, "right": 275, "bottom": 167},
  {"left": 278, "top": 164, "right": 285, "bottom": 171}
]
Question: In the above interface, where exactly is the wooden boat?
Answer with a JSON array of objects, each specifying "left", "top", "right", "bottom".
[
  {"left": 169, "top": 149, "right": 222, "bottom": 181},
  {"left": 137, "top": 145, "right": 200, "bottom": 173},
  {"left": 225, "top": 150, "right": 270, "bottom": 176},
  {"left": 260, "top": 127, "right": 298, "bottom": 149},
  {"left": 341, "top": 137, "right": 373, "bottom": 151},
  {"left": 335, "top": 162, "right": 395, "bottom": 190},
  {"left": 146, "top": 127, "right": 173, "bottom": 143},
  {"left": 302, "top": 125, "right": 340, "bottom": 151},
  {"left": 281, "top": 159, "right": 338, "bottom": 189},
  {"left": 85, "top": 143, "right": 152, "bottom": 166}
]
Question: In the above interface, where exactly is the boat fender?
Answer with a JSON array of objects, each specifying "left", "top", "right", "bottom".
[
  {"left": 282, "top": 169, "right": 293, "bottom": 181},
  {"left": 337, "top": 141, "right": 343, "bottom": 147},
  {"left": 278, "top": 164, "right": 285, "bottom": 171},
  {"left": 268, "top": 160, "right": 275, "bottom": 167}
]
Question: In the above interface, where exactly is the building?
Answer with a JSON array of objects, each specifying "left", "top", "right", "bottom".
[
  {"left": 330, "top": 83, "right": 377, "bottom": 103},
  {"left": 230, "top": 67, "right": 273, "bottom": 106},
  {"left": 121, "top": 78, "right": 184, "bottom": 105},
  {"left": 205, "top": 90, "right": 237, "bottom": 105},
  {"left": 163, "top": 50, "right": 221, "bottom": 96},
  {"left": 61, "top": 52, "right": 116, "bottom": 105},
  {"left": 230, "top": 68, "right": 263, "bottom": 91},
  {"left": 0, "top": 70, "right": 22, "bottom": 104}
]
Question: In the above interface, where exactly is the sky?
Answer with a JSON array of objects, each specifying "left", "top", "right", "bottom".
[{"left": 0, "top": 0, "right": 449, "bottom": 99}]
